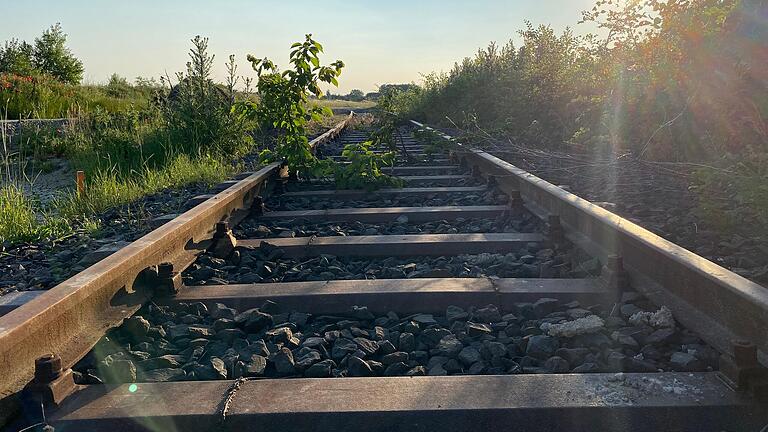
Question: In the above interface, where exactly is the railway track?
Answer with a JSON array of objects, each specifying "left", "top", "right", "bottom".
[{"left": 1, "top": 114, "right": 768, "bottom": 431}]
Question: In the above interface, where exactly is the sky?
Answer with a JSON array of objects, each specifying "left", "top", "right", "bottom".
[{"left": 1, "top": 0, "right": 598, "bottom": 93}]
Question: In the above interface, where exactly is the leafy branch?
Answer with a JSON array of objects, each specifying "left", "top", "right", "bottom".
[
  {"left": 334, "top": 141, "right": 404, "bottom": 191},
  {"left": 235, "top": 34, "right": 344, "bottom": 178}
]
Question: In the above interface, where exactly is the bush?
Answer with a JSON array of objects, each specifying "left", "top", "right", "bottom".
[
  {"left": 237, "top": 34, "right": 344, "bottom": 177},
  {"left": 0, "top": 39, "right": 35, "bottom": 77},
  {"left": 334, "top": 141, "right": 402, "bottom": 191},
  {"left": 0, "top": 73, "right": 79, "bottom": 119},
  {"left": 347, "top": 89, "right": 365, "bottom": 101},
  {"left": 163, "top": 36, "right": 253, "bottom": 157},
  {"left": 392, "top": 0, "right": 766, "bottom": 162},
  {"left": 105, "top": 73, "right": 132, "bottom": 98},
  {"left": 51, "top": 107, "right": 167, "bottom": 175},
  {"left": 31, "top": 23, "right": 83, "bottom": 84}
]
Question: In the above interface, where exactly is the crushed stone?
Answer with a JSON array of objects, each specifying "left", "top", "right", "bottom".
[
  {"left": 629, "top": 306, "right": 675, "bottom": 328},
  {"left": 540, "top": 315, "right": 605, "bottom": 337}
]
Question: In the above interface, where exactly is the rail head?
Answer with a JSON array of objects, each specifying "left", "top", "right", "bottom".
[{"left": 310, "top": 112, "right": 355, "bottom": 151}]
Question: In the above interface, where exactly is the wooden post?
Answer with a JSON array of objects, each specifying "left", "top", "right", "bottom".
[{"left": 76, "top": 170, "right": 85, "bottom": 197}]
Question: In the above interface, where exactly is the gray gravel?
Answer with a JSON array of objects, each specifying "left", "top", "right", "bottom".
[
  {"left": 75, "top": 294, "right": 719, "bottom": 384},
  {"left": 234, "top": 214, "right": 543, "bottom": 239},
  {"left": 270, "top": 189, "right": 506, "bottom": 211},
  {"left": 182, "top": 242, "right": 586, "bottom": 285}
]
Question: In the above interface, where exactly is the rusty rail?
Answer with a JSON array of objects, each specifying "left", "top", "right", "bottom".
[
  {"left": 411, "top": 120, "right": 768, "bottom": 365},
  {"left": 0, "top": 113, "right": 353, "bottom": 424}
]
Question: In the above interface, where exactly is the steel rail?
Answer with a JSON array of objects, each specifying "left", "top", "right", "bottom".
[
  {"left": 0, "top": 113, "right": 353, "bottom": 425},
  {"left": 411, "top": 120, "right": 768, "bottom": 365}
]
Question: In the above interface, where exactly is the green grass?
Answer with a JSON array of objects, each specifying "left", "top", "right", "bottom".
[
  {"left": 1, "top": 73, "right": 157, "bottom": 120},
  {"left": 1, "top": 107, "right": 345, "bottom": 245},
  {"left": 1, "top": 74, "right": 350, "bottom": 245},
  {"left": 0, "top": 184, "right": 69, "bottom": 244},
  {"left": 55, "top": 154, "right": 233, "bottom": 220},
  {"left": 2, "top": 106, "right": 236, "bottom": 243},
  {"left": 0, "top": 154, "right": 233, "bottom": 244},
  {"left": 0, "top": 185, "right": 39, "bottom": 243},
  {"left": 77, "top": 85, "right": 151, "bottom": 114}
]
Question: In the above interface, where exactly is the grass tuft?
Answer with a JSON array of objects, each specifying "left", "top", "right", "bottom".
[
  {"left": 0, "top": 184, "right": 69, "bottom": 244},
  {"left": 0, "top": 184, "right": 38, "bottom": 243},
  {"left": 54, "top": 154, "right": 233, "bottom": 220}
]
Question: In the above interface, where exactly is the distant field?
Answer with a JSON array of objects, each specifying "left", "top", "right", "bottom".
[{"left": 312, "top": 99, "right": 376, "bottom": 110}]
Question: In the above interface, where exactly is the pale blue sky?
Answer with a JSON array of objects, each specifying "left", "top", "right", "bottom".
[{"left": 1, "top": 0, "right": 597, "bottom": 92}]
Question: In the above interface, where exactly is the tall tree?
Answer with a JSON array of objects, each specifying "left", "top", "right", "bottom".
[{"left": 32, "top": 23, "right": 84, "bottom": 84}]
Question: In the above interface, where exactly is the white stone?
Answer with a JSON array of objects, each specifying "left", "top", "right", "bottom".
[
  {"left": 628, "top": 306, "right": 675, "bottom": 328},
  {"left": 540, "top": 315, "right": 605, "bottom": 338}
]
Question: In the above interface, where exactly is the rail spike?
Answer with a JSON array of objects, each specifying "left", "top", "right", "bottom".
[
  {"left": 208, "top": 221, "right": 237, "bottom": 259},
  {"left": 601, "top": 254, "right": 630, "bottom": 296},
  {"left": 251, "top": 195, "right": 265, "bottom": 216},
  {"left": 156, "top": 262, "right": 182, "bottom": 296},
  {"left": 719, "top": 340, "right": 768, "bottom": 400},
  {"left": 545, "top": 214, "right": 566, "bottom": 247},
  {"left": 23, "top": 354, "right": 77, "bottom": 408},
  {"left": 508, "top": 190, "right": 524, "bottom": 213}
]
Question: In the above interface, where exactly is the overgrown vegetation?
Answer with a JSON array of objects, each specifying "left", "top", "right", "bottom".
[
  {"left": 392, "top": 1, "right": 766, "bottom": 158},
  {"left": 53, "top": 154, "right": 231, "bottom": 220},
  {"left": 163, "top": 36, "right": 252, "bottom": 157},
  {"left": 333, "top": 141, "right": 402, "bottom": 191},
  {"left": 0, "top": 34, "right": 253, "bottom": 243},
  {"left": 0, "top": 23, "right": 158, "bottom": 119},
  {"left": 0, "top": 184, "right": 66, "bottom": 244},
  {"left": 414, "top": 128, "right": 452, "bottom": 157},
  {"left": 386, "top": 0, "right": 768, "bottom": 228},
  {"left": 236, "top": 34, "right": 344, "bottom": 178},
  {"left": 328, "top": 93, "right": 408, "bottom": 191},
  {"left": 0, "top": 72, "right": 159, "bottom": 120},
  {"left": 0, "top": 32, "right": 381, "bottom": 244}
]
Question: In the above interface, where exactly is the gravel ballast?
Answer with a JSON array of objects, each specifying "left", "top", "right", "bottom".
[
  {"left": 269, "top": 189, "right": 506, "bottom": 211},
  {"left": 76, "top": 294, "right": 719, "bottom": 384},
  {"left": 234, "top": 214, "right": 543, "bottom": 239},
  {"left": 182, "top": 241, "right": 586, "bottom": 285}
]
